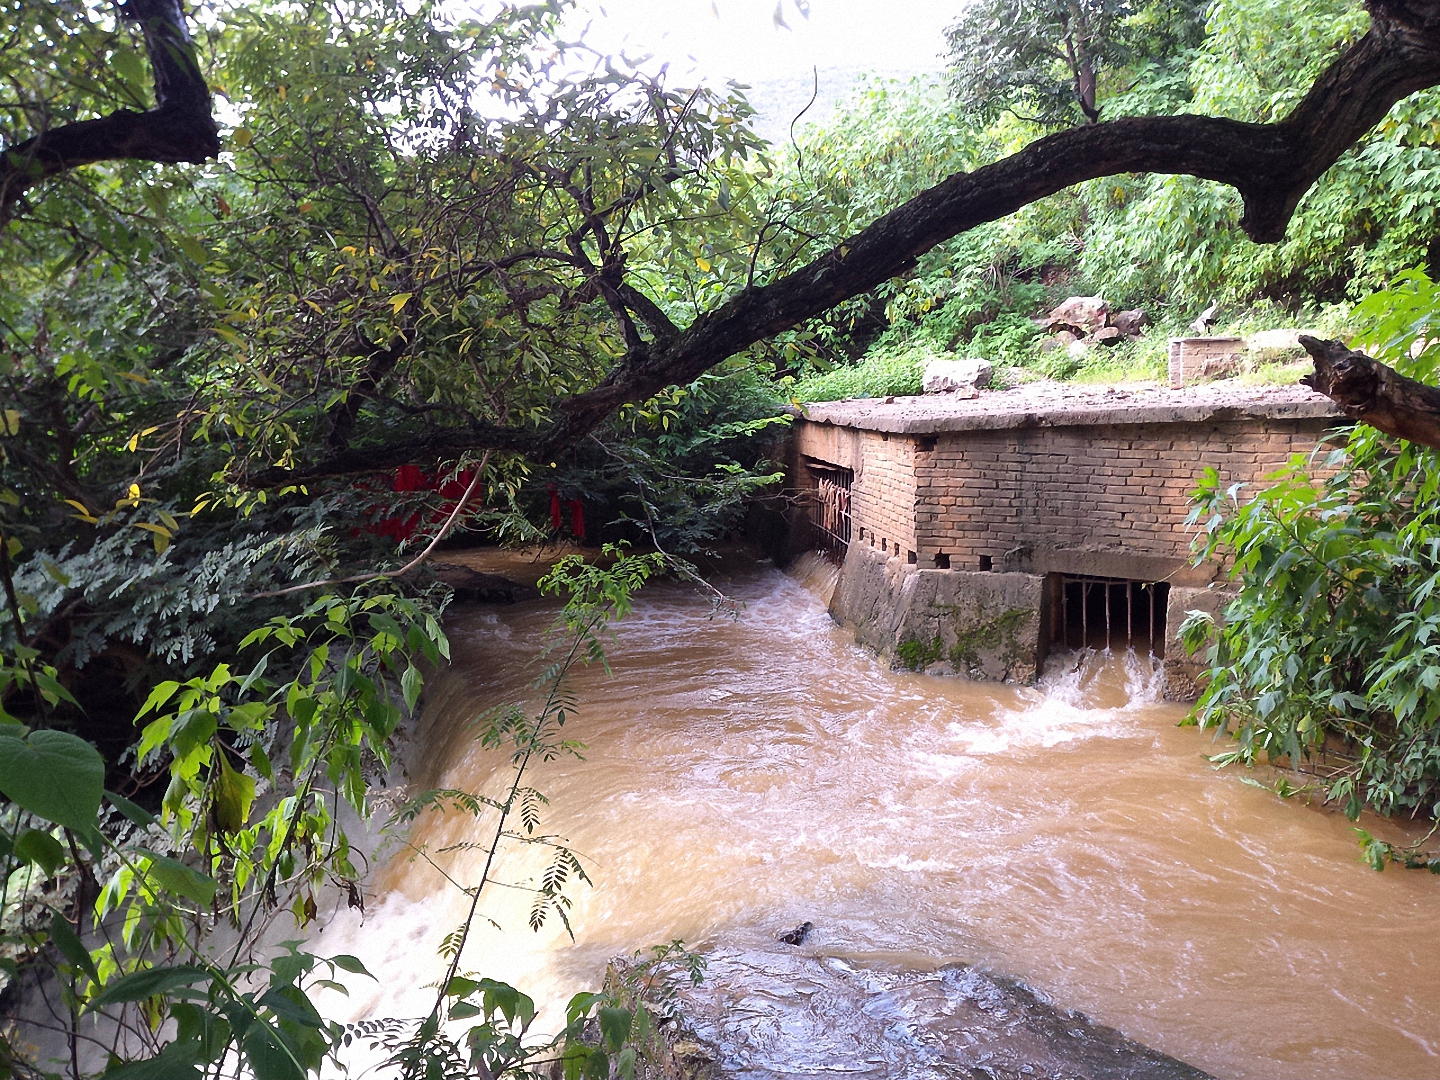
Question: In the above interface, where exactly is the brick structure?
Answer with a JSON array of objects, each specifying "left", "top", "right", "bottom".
[
  {"left": 790, "top": 383, "right": 1343, "bottom": 697},
  {"left": 1167, "top": 337, "right": 1246, "bottom": 387}
]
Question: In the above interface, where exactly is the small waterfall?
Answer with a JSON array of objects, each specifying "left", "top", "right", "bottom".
[{"left": 785, "top": 549, "right": 840, "bottom": 607}]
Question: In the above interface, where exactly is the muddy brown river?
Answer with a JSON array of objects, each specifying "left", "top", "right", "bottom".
[{"left": 319, "top": 554, "right": 1440, "bottom": 1079}]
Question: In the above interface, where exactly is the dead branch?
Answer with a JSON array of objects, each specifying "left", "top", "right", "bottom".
[{"left": 1300, "top": 335, "right": 1440, "bottom": 449}]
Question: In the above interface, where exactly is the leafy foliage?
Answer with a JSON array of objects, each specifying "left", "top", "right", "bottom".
[
  {"left": 1182, "top": 271, "right": 1440, "bottom": 867},
  {"left": 945, "top": 0, "right": 1205, "bottom": 126}
]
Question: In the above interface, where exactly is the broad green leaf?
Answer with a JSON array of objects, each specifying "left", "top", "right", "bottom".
[
  {"left": 598, "top": 1005, "right": 631, "bottom": 1051},
  {"left": 212, "top": 755, "right": 255, "bottom": 833},
  {"left": 50, "top": 911, "right": 99, "bottom": 981},
  {"left": 328, "top": 954, "right": 374, "bottom": 979},
  {"left": 106, "top": 790, "right": 158, "bottom": 828},
  {"left": 88, "top": 965, "right": 215, "bottom": 1010},
  {"left": 242, "top": 1023, "right": 304, "bottom": 1080},
  {"left": 102, "top": 1039, "right": 204, "bottom": 1080},
  {"left": 258, "top": 985, "right": 323, "bottom": 1028},
  {"left": 14, "top": 829, "right": 65, "bottom": 875},
  {"left": 0, "top": 729, "right": 105, "bottom": 830},
  {"left": 143, "top": 854, "right": 219, "bottom": 906},
  {"left": 401, "top": 664, "right": 422, "bottom": 712}
]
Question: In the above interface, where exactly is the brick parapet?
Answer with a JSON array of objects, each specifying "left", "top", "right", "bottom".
[{"left": 794, "top": 414, "right": 1337, "bottom": 585}]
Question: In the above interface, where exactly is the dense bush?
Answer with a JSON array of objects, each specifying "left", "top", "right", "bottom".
[
  {"left": 1183, "top": 272, "right": 1440, "bottom": 865},
  {"left": 772, "top": 0, "right": 1440, "bottom": 398}
]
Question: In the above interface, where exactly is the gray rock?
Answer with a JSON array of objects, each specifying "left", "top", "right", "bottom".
[
  {"left": 922, "top": 357, "right": 993, "bottom": 394},
  {"left": 430, "top": 563, "right": 540, "bottom": 603},
  {"left": 1111, "top": 308, "right": 1149, "bottom": 336},
  {"left": 1045, "top": 295, "right": 1110, "bottom": 336},
  {"left": 1093, "top": 326, "right": 1124, "bottom": 346}
]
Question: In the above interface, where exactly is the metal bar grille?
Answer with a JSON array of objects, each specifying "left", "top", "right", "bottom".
[
  {"left": 1054, "top": 575, "right": 1168, "bottom": 656},
  {"left": 806, "top": 464, "right": 852, "bottom": 557}
]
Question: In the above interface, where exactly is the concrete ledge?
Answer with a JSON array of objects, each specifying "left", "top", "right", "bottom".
[
  {"left": 798, "top": 382, "right": 1341, "bottom": 435},
  {"left": 831, "top": 544, "right": 1042, "bottom": 682},
  {"left": 1163, "top": 585, "right": 1233, "bottom": 701}
]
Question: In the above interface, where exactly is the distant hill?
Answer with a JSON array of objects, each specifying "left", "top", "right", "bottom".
[{"left": 738, "top": 65, "right": 940, "bottom": 147}]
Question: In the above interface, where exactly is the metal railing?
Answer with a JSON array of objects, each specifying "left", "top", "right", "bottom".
[{"left": 807, "top": 468, "right": 852, "bottom": 557}]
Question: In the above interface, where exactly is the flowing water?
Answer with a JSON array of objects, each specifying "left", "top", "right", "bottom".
[{"left": 318, "top": 553, "right": 1440, "bottom": 1080}]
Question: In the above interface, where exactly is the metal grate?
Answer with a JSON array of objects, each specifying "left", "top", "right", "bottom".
[
  {"left": 806, "top": 463, "right": 852, "bottom": 557},
  {"left": 1054, "top": 576, "right": 1168, "bottom": 655}
]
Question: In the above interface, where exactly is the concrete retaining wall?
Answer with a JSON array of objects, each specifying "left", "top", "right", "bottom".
[{"left": 831, "top": 544, "right": 1043, "bottom": 683}]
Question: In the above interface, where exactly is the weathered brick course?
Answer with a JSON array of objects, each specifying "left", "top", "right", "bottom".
[{"left": 796, "top": 416, "right": 1334, "bottom": 585}]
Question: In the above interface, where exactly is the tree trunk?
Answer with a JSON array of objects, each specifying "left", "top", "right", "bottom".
[{"left": 0, "top": 0, "right": 219, "bottom": 219}]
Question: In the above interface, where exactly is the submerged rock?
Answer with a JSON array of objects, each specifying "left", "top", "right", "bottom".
[
  {"left": 429, "top": 563, "right": 540, "bottom": 603},
  {"left": 662, "top": 946, "right": 1214, "bottom": 1080},
  {"left": 777, "top": 921, "right": 813, "bottom": 946}
]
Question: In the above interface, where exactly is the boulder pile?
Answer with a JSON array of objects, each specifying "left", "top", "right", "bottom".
[{"left": 1036, "top": 296, "right": 1147, "bottom": 354}]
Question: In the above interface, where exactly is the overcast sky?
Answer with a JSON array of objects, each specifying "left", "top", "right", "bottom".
[
  {"left": 557, "top": 1, "right": 955, "bottom": 140},
  {"left": 563, "top": 0, "right": 954, "bottom": 85}
]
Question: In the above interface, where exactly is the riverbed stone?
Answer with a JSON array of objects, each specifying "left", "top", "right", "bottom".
[
  {"left": 635, "top": 945, "right": 1215, "bottom": 1080},
  {"left": 1044, "top": 294, "right": 1110, "bottom": 336}
]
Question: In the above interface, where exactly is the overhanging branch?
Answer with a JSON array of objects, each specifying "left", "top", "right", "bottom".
[
  {"left": 0, "top": 0, "right": 220, "bottom": 219},
  {"left": 254, "top": 0, "right": 1440, "bottom": 482},
  {"left": 1301, "top": 336, "right": 1440, "bottom": 449}
]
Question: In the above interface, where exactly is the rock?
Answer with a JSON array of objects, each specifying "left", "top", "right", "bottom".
[
  {"left": 1093, "top": 326, "right": 1123, "bottom": 346},
  {"left": 1039, "top": 331, "right": 1078, "bottom": 352},
  {"left": 1111, "top": 308, "right": 1148, "bottom": 336},
  {"left": 430, "top": 563, "right": 540, "bottom": 604},
  {"left": 1066, "top": 338, "right": 1089, "bottom": 360},
  {"left": 1045, "top": 295, "right": 1109, "bottom": 336},
  {"left": 778, "top": 921, "right": 813, "bottom": 946},
  {"left": 1191, "top": 300, "right": 1220, "bottom": 336},
  {"left": 922, "top": 357, "right": 992, "bottom": 394},
  {"left": 1199, "top": 353, "right": 1239, "bottom": 379}
]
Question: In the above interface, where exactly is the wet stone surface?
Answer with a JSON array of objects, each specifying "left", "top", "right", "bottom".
[{"left": 676, "top": 946, "right": 1213, "bottom": 1080}]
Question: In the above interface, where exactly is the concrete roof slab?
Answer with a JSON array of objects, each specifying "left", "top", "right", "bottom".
[{"left": 797, "top": 381, "right": 1343, "bottom": 434}]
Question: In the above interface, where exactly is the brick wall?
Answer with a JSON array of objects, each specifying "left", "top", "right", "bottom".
[
  {"left": 795, "top": 425, "right": 918, "bottom": 560},
  {"left": 797, "top": 416, "right": 1335, "bottom": 585}
]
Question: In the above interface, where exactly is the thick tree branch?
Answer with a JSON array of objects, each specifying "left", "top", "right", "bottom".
[
  {"left": 1300, "top": 336, "right": 1440, "bottom": 449},
  {"left": 257, "top": 0, "right": 1440, "bottom": 482},
  {"left": 0, "top": 0, "right": 219, "bottom": 219}
]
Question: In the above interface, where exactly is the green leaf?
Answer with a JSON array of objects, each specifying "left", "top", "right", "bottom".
[
  {"left": 249, "top": 743, "right": 274, "bottom": 782},
  {"left": 106, "top": 790, "right": 158, "bottom": 828},
  {"left": 50, "top": 911, "right": 99, "bottom": 981},
  {"left": 14, "top": 829, "right": 65, "bottom": 875},
  {"left": 0, "top": 729, "right": 105, "bottom": 830},
  {"left": 143, "top": 855, "right": 218, "bottom": 906},
  {"left": 258, "top": 985, "right": 323, "bottom": 1028},
  {"left": 102, "top": 1039, "right": 204, "bottom": 1080},
  {"left": 88, "top": 966, "right": 214, "bottom": 1010},
  {"left": 327, "top": 954, "right": 374, "bottom": 979},
  {"left": 401, "top": 664, "right": 422, "bottom": 712},
  {"left": 242, "top": 1023, "right": 304, "bottom": 1080},
  {"left": 170, "top": 1002, "right": 232, "bottom": 1062},
  {"left": 211, "top": 755, "right": 255, "bottom": 834},
  {"left": 444, "top": 975, "right": 479, "bottom": 997},
  {"left": 176, "top": 236, "right": 209, "bottom": 263},
  {"left": 598, "top": 1006, "right": 631, "bottom": 1051}
]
